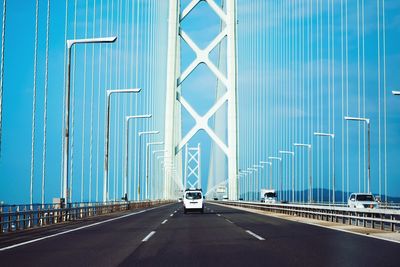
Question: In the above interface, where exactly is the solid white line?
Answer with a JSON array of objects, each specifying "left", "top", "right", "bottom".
[
  {"left": 161, "top": 219, "right": 168, "bottom": 224},
  {"left": 213, "top": 202, "right": 400, "bottom": 245},
  {"left": 142, "top": 231, "right": 156, "bottom": 242},
  {"left": 305, "top": 221, "right": 400, "bottom": 245},
  {"left": 225, "top": 219, "right": 233, "bottom": 224},
  {"left": 0, "top": 204, "right": 170, "bottom": 252},
  {"left": 246, "top": 230, "right": 265, "bottom": 241}
]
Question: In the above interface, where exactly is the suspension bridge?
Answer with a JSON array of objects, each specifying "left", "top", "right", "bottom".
[{"left": 0, "top": 0, "right": 400, "bottom": 265}]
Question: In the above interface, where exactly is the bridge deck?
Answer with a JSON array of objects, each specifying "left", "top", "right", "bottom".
[{"left": 0, "top": 203, "right": 399, "bottom": 266}]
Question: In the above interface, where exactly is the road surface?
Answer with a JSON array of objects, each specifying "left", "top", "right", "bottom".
[{"left": 0, "top": 202, "right": 399, "bottom": 266}]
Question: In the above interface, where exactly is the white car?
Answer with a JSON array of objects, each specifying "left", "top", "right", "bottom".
[
  {"left": 183, "top": 189, "right": 204, "bottom": 214},
  {"left": 263, "top": 190, "right": 277, "bottom": 204},
  {"left": 348, "top": 193, "right": 379, "bottom": 209}
]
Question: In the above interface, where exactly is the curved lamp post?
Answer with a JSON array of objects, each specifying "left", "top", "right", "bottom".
[
  {"left": 63, "top": 36, "right": 117, "bottom": 205},
  {"left": 294, "top": 143, "right": 312, "bottom": 203},
  {"left": 314, "top": 132, "right": 335, "bottom": 204}
]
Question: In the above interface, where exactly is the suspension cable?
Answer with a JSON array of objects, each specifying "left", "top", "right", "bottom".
[
  {"left": 70, "top": 0, "right": 78, "bottom": 202},
  {"left": 41, "top": 0, "right": 51, "bottom": 206},
  {"left": 0, "top": 0, "right": 6, "bottom": 156},
  {"left": 95, "top": 0, "right": 104, "bottom": 203},
  {"left": 60, "top": 0, "right": 68, "bottom": 198},
  {"left": 30, "top": 0, "right": 39, "bottom": 207},
  {"left": 80, "top": 0, "right": 89, "bottom": 203},
  {"left": 89, "top": 0, "right": 96, "bottom": 203}
]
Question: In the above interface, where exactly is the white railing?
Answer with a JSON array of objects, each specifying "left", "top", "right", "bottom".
[
  {"left": 0, "top": 200, "right": 171, "bottom": 234},
  {"left": 214, "top": 200, "right": 400, "bottom": 232}
]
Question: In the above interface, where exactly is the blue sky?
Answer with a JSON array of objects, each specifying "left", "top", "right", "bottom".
[{"left": 0, "top": 0, "right": 400, "bottom": 204}]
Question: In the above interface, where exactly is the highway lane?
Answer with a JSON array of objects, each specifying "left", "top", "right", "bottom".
[
  {"left": 1, "top": 202, "right": 399, "bottom": 267},
  {"left": 0, "top": 203, "right": 177, "bottom": 266}
]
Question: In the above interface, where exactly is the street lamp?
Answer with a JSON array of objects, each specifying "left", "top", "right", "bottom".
[
  {"left": 344, "top": 116, "right": 371, "bottom": 193},
  {"left": 293, "top": 143, "right": 312, "bottom": 203},
  {"left": 247, "top": 167, "right": 258, "bottom": 201},
  {"left": 279, "top": 151, "right": 295, "bottom": 202},
  {"left": 62, "top": 36, "right": 117, "bottom": 205},
  {"left": 314, "top": 132, "right": 335, "bottom": 204},
  {"left": 123, "top": 114, "right": 152, "bottom": 201},
  {"left": 238, "top": 170, "right": 247, "bottom": 200},
  {"left": 137, "top": 131, "right": 159, "bottom": 201},
  {"left": 253, "top": 165, "right": 263, "bottom": 200},
  {"left": 153, "top": 150, "right": 167, "bottom": 200},
  {"left": 242, "top": 170, "right": 252, "bottom": 200},
  {"left": 146, "top": 142, "right": 164, "bottom": 200},
  {"left": 269, "top": 157, "right": 283, "bottom": 201},
  {"left": 103, "top": 89, "right": 141, "bottom": 202},
  {"left": 260, "top": 161, "right": 273, "bottom": 189}
]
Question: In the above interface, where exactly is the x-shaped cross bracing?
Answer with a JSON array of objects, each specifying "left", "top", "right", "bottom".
[{"left": 176, "top": 0, "right": 230, "bottom": 156}]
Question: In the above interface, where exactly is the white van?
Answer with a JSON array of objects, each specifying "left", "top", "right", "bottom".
[
  {"left": 261, "top": 189, "right": 277, "bottom": 204},
  {"left": 183, "top": 189, "right": 204, "bottom": 214}
]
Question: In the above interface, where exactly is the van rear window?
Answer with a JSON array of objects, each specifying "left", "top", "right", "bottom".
[{"left": 186, "top": 192, "right": 202, "bottom": 200}]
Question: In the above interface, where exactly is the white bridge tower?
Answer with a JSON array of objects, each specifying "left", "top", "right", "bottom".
[{"left": 164, "top": 0, "right": 238, "bottom": 200}]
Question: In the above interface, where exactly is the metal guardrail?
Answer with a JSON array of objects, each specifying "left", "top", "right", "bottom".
[
  {"left": 215, "top": 200, "right": 400, "bottom": 232},
  {"left": 0, "top": 200, "right": 171, "bottom": 234}
]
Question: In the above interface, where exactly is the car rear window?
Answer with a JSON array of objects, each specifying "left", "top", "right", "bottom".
[
  {"left": 356, "top": 194, "right": 374, "bottom": 201},
  {"left": 186, "top": 192, "right": 202, "bottom": 200}
]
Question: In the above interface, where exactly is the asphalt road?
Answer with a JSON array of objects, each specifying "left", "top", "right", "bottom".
[{"left": 0, "top": 202, "right": 399, "bottom": 267}]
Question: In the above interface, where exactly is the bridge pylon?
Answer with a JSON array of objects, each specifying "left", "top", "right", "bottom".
[{"left": 164, "top": 0, "right": 238, "bottom": 200}]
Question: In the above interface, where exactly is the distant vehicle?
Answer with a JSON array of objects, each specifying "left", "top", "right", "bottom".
[
  {"left": 261, "top": 189, "right": 277, "bottom": 204},
  {"left": 348, "top": 193, "right": 379, "bottom": 209},
  {"left": 213, "top": 197, "right": 219, "bottom": 201},
  {"left": 178, "top": 197, "right": 183, "bottom": 203},
  {"left": 183, "top": 188, "right": 204, "bottom": 214}
]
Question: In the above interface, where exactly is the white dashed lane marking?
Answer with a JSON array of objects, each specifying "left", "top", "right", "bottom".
[
  {"left": 142, "top": 231, "right": 156, "bottom": 242},
  {"left": 246, "top": 230, "right": 265, "bottom": 241}
]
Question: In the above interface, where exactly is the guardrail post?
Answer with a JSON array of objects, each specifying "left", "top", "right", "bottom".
[
  {"left": 0, "top": 205, "right": 3, "bottom": 233},
  {"left": 391, "top": 215, "right": 394, "bottom": 231},
  {"left": 16, "top": 206, "right": 20, "bottom": 230},
  {"left": 8, "top": 206, "right": 12, "bottom": 232}
]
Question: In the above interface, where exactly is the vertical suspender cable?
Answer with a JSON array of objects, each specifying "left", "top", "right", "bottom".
[
  {"left": 377, "top": 0, "right": 382, "bottom": 198},
  {"left": 70, "top": 0, "right": 78, "bottom": 202},
  {"left": 309, "top": 0, "right": 313, "bottom": 202},
  {"left": 0, "top": 0, "right": 6, "bottom": 156},
  {"left": 328, "top": 0, "right": 331, "bottom": 203},
  {"left": 80, "top": 0, "right": 89, "bottom": 203},
  {"left": 30, "top": 0, "right": 39, "bottom": 207},
  {"left": 133, "top": 0, "right": 141, "bottom": 201},
  {"left": 341, "top": 0, "right": 345, "bottom": 202},
  {"left": 128, "top": 0, "right": 135, "bottom": 200},
  {"left": 41, "top": 0, "right": 51, "bottom": 206},
  {"left": 382, "top": 0, "right": 387, "bottom": 202},
  {"left": 329, "top": 0, "right": 336, "bottom": 203},
  {"left": 60, "top": 0, "right": 69, "bottom": 197},
  {"left": 357, "top": 0, "right": 361, "bottom": 192},
  {"left": 345, "top": 0, "right": 349, "bottom": 199},
  {"left": 95, "top": 0, "right": 104, "bottom": 202},
  {"left": 362, "top": 0, "right": 366, "bottom": 191},
  {"left": 89, "top": 0, "right": 96, "bottom": 203},
  {"left": 108, "top": 0, "right": 114, "bottom": 200}
]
